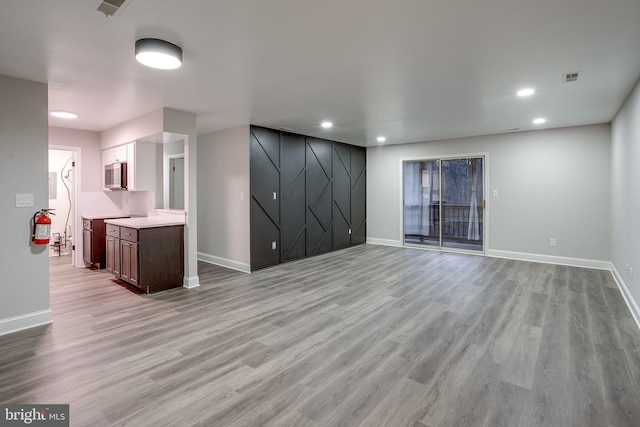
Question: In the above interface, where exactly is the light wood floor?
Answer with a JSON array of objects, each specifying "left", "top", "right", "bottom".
[{"left": 2, "top": 245, "right": 640, "bottom": 426}]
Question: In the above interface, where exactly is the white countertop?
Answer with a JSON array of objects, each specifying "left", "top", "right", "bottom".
[
  {"left": 82, "top": 214, "right": 128, "bottom": 220},
  {"left": 104, "top": 216, "right": 185, "bottom": 229}
]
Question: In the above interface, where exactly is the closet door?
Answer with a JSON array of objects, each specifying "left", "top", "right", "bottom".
[
  {"left": 350, "top": 145, "right": 366, "bottom": 245},
  {"left": 333, "top": 143, "right": 351, "bottom": 250},
  {"left": 250, "top": 127, "right": 281, "bottom": 269},
  {"left": 280, "top": 133, "right": 306, "bottom": 262},
  {"left": 306, "top": 137, "right": 333, "bottom": 256}
]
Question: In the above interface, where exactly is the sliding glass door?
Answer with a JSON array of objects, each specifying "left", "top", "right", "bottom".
[{"left": 403, "top": 157, "right": 484, "bottom": 252}]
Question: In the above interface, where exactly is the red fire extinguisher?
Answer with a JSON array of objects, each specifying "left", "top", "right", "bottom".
[{"left": 32, "top": 209, "right": 55, "bottom": 245}]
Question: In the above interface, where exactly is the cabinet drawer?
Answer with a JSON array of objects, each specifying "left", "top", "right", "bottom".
[
  {"left": 120, "top": 227, "right": 138, "bottom": 243},
  {"left": 83, "top": 219, "right": 92, "bottom": 230},
  {"left": 106, "top": 224, "right": 120, "bottom": 238}
]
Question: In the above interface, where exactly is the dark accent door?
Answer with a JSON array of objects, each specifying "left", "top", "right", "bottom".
[
  {"left": 350, "top": 146, "right": 366, "bottom": 245},
  {"left": 250, "top": 128, "right": 281, "bottom": 269},
  {"left": 280, "top": 133, "right": 306, "bottom": 262},
  {"left": 333, "top": 143, "right": 351, "bottom": 250},
  {"left": 306, "top": 137, "right": 333, "bottom": 256},
  {"left": 249, "top": 126, "right": 366, "bottom": 270}
]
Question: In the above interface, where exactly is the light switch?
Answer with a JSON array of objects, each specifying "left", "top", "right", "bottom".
[
  {"left": 492, "top": 190, "right": 499, "bottom": 197},
  {"left": 348, "top": 229, "right": 352, "bottom": 235},
  {"left": 240, "top": 192, "right": 245, "bottom": 201},
  {"left": 272, "top": 241, "right": 277, "bottom": 250},
  {"left": 16, "top": 193, "right": 34, "bottom": 207}
]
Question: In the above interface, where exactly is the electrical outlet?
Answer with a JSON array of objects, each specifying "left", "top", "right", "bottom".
[
  {"left": 549, "top": 238, "right": 557, "bottom": 247},
  {"left": 630, "top": 267, "right": 633, "bottom": 281}
]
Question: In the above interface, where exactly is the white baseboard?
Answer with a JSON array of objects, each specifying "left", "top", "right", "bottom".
[
  {"left": 486, "top": 249, "right": 611, "bottom": 270},
  {"left": 0, "top": 309, "right": 52, "bottom": 337},
  {"left": 198, "top": 252, "right": 251, "bottom": 274},
  {"left": 183, "top": 275, "right": 200, "bottom": 289},
  {"left": 610, "top": 264, "right": 640, "bottom": 331},
  {"left": 366, "top": 238, "right": 403, "bottom": 247}
]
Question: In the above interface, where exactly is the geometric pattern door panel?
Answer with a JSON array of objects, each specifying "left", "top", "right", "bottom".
[
  {"left": 333, "top": 142, "right": 351, "bottom": 250},
  {"left": 350, "top": 146, "right": 366, "bottom": 245},
  {"left": 250, "top": 198, "right": 281, "bottom": 269},
  {"left": 280, "top": 133, "right": 306, "bottom": 262},
  {"left": 249, "top": 125, "right": 366, "bottom": 270},
  {"left": 306, "top": 137, "right": 333, "bottom": 256},
  {"left": 250, "top": 127, "right": 281, "bottom": 270}
]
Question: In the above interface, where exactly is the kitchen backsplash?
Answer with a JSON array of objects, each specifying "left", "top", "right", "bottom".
[
  {"left": 80, "top": 191, "right": 155, "bottom": 217},
  {"left": 125, "top": 191, "right": 155, "bottom": 216}
]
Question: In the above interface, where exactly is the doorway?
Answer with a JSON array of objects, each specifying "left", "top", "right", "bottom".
[
  {"left": 169, "top": 156, "right": 185, "bottom": 209},
  {"left": 48, "top": 148, "right": 78, "bottom": 265},
  {"left": 403, "top": 156, "right": 484, "bottom": 252}
]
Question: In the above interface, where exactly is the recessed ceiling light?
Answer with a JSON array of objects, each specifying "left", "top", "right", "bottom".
[
  {"left": 50, "top": 111, "right": 78, "bottom": 119},
  {"left": 377, "top": 136, "right": 386, "bottom": 143},
  {"left": 517, "top": 88, "right": 535, "bottom": 97},
  {"left": 321, "top": 121, "right": 333, "bottom": 128},
  {"left": 533, "top": 117, "right": 546, "bottom": 124},
  {"left": 135, "top": 38, "right": 183, "bottom": 70}
]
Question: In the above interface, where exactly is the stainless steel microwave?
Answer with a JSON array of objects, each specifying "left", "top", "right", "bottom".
[{"left": 105, "top": 162, "right": 128, "bottom": 190}]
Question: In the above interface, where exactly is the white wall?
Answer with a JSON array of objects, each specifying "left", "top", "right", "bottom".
[
  {"left": 611, "top": 78, "right": 640, "bottom": 323},
  {"left": 100, "top": 109, "right": 163, "bottom": 150},
  {"left": 162, "top": 139, "right": 184, "bottom": 209},
  {"left": 162, "top": 109, "right": 199, "bottom": 288},
  {"left": 367, "top": 124, "right": 611, "bottom": 265},
  {"left": 0, "top": 75, "right": 51, "bottom": 335},
  {"left": 49, "top": 126, "right": 101, "bottom": 191},
  {"left": 197, "top": 125, "right": 251, "bottom": 272}
]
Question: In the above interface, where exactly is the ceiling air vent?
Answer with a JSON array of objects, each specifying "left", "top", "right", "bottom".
[
  {"left": 563, "top": 72, "right": 579, "bottom": 83},
  {"left": 97, "top": 0, "right": 129, "bottom": 17}
]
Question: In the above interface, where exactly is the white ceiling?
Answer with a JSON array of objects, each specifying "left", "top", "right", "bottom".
[{"left": 1, "top": 0, "right": 639, "bottom": 146}]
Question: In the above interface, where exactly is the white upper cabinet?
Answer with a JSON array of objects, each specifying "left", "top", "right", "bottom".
[
  {"left": 102, "top": 141, "right": 158, "bottom": 192},
  {"left": 126, "top": 141, "right": 158, "bottom": 192},
  {"left": 102, "top": 144, "right": 127, "bottom": 166}
]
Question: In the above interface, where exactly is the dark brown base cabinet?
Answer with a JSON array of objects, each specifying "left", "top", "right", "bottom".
[
  {"left": 106, "top": 224, "right": 184, "bottom": 293},
  {"left": 83, "top": 217, "right": 127, "bottom": 269},
  {"left": 250, "top": 126, "right": 366, "bottom": 271}
]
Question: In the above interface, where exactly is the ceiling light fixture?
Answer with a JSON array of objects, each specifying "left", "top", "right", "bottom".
[
  {"left": 50, "top": 111, "right": 78, "bottom": 119},
  {"left": 533, "top": 117, "right": 546, "bottom": 124},
  {"left": 320, "top": 121, "right": 333, "bottom": 128},
  {"left": 135, "top": 38, "right": 182, "bottom": 70},
  {"left": 517, "top": 88, "right": 535, "bottom": 97},
  {"left": 377, "top": 136, "right": 386, "bottom": 143}
]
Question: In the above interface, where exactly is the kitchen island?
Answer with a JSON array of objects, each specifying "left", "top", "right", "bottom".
[{"left": 105, "top": 216, "right": 185, "bottom": 294}]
